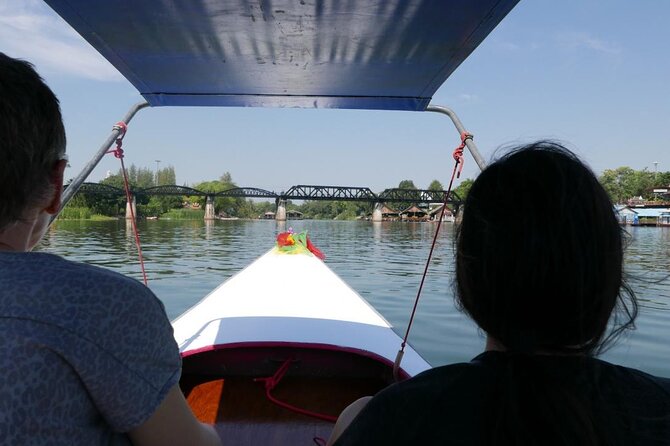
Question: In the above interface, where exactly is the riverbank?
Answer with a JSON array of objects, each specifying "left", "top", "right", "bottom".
[{"left": 57, "top": 207, "right": 117, "bottom": 221}]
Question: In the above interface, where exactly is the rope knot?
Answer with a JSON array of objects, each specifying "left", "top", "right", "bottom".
[
  {"left": 252, "top": 358, "right": 337, "bottom": 422},
  {"left": 107, "top": 122, "right": 128, "bottom": 159},
  {"left": 254, "top": 358, "right": 292, "bottom": 391},
  {"left": 108, "top": 147, "right": 124, "bottom": 159},
  {"left": 453, "top": 131, "right": 471, "bottom": 178}
]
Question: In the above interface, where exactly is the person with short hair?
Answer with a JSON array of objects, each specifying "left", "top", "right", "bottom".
[
  {"left": 0, "top": 53, "right": 221, "bottom": 446},
  {"left": 331, "top": 142, "right": 670, "bottom": 445}
]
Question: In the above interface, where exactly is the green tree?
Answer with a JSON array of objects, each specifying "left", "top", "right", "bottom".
[
  {"left": 297, "top": 201, "right": 330, "bottom": 219},
  {"left": 156, "top": 166, "right": 176, "bottom": 186},
  {"left": 103, "top": 164, "right": 156, "bottom": 189},
  {"left": 220, "top": 172, "right": 233, "bottom": 184},
  {"left": 599, "top": 168, "right": 626, "bottom": 203},
  {"left": 657, "top": 171, "right": 670, "bottom": 187},
  {"left": 89, "top": 164, "right": 182, "bottom": 217},
  {"left": 290, "top": 200, "right": 369, "bottom": 220},
  {"left": 66, "top": 192, "right": 89, "bottom": 208},
  {"left": 427, "top": 179, "right": 445, "bottom": 201},
  {"left": 234, "top": 199, "right": 261, "bottom": 219},
  {"left": 398, "top": 179, "right": 417, "bottom": 189},
  {"left": 91, "top": 173, "right": 127, "bottom": 216},
  {"left": 102, "top": 165, "right": 159, "bottom": 216},
  {"left": 152, "top": 166, "right": 181, "bottom": 213},
  {"left": 598, "top": 167, "right": 657, "bottom": 203},
  {"left": 634, "top": 169, "right": 656, "bottom": 200},
  {"left": 115, "top": 164, "right": 155, "bottom": 189},
  {"left": 193, "top": 172, "right": 245, "bottom": 216},
  {"left": 332, "top": 201, "right": 368, "bottom": 220},
  {"left": 428, "top": 179, "right": 444, "bottom": 191},
  {"left": 393, "top": 180, "right": 418, "bottom": 211},
  {"left": 453, "top": 178, "right": 474, "bottom": 202},
  {"left": 135, "top": 167, "right": 155, "bottom": 188},
  {"left": 253, "top": 201, "right": 276, "bottom": 217}
]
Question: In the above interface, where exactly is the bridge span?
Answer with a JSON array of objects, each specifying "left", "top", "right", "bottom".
[{"left": 68, "top": 183, "right": 462, "bottom": 221}]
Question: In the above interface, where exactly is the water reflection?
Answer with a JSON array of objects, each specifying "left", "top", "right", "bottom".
[
  {"left": 39, "top": 219, "right": 670, "bottom": 377},
  {"left": 204, "top": 219, "right": 214, "bottom": 240},
  {"left": 276, "top": 220, "right": 286, "bottom": 233}
]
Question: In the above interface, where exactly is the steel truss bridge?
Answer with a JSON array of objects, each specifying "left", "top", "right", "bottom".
[{"left": 70, "top": 183, "right": 462, "bottom": 205}]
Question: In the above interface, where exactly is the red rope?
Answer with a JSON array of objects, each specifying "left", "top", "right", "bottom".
[
  {"left": 107, "top": 122, "right": 148, "bottom": 286},
  {"left": 453, "top": 131, "right": 471, "bottom": 179},
  {"left": 254, "top": 359, "right": 338, "bottom": 423},
  {"left": 393, "top": 132, "right": 471, "bottom": 381}
]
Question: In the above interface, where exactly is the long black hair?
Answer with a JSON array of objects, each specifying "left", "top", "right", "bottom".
[{"left": 455, "top": 141, "right": 637, "bottom": 445}]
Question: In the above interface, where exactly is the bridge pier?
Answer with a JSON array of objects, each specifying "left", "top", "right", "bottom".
[
  {"left": 125, "top": 195, "right": 136, "bottom": 219},
  {"left": 372, "top": 202, "right": 383, "bottom": 222},
  {"left": 204, "top": 196, "right": 216, "bottom": 220},
  {"left": 276, "top": 199, "right": 287, "bottom": 222}
]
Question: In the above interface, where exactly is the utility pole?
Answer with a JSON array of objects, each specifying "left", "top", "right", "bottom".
[
  {"left": 652, "top": 161, "right": 660, "bottom": 201},
  {"left": 155, "top": 159, "right": 161, "bottom": 185}
]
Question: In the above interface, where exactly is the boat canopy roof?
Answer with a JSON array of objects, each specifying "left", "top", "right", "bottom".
[{"left": 44, "top": 0, "right": 518, "bottom": 111}]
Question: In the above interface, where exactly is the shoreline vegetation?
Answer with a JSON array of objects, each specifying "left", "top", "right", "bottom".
[
  {"left": 59, "top": 166, "right": 474, "bottom": 221},
  {"left": 58, "top": 165, "right": 670, "bottom": 221}
]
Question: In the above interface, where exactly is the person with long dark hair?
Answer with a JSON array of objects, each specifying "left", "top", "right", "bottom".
[{"left": 331, "top": 142, "right": 670, "bottom": 445}]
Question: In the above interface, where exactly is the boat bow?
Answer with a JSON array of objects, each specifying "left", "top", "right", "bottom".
[{"left": 173, "top": 249, "right": 430, "bottom": 378}]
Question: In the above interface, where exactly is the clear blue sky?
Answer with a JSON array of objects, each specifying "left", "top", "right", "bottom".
[{"left": 1, "top": 0, "right": 668, "bottom": 193}]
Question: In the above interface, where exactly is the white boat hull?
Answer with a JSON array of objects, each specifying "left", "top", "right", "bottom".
[{"left": 173, "top": 248, "right": 430, "bottom": 378}]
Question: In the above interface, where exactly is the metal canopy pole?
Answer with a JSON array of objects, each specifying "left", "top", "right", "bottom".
[
  {"left": 426, "top": 104, "right": 487, "bottom": 171},
  {"left": 56, "top": 101, "right": 149, "bottom": 218}
]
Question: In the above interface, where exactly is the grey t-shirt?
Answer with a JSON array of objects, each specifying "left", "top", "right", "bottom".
[{"left": 0, "top": 252, "right": 181, "bottom": 445}]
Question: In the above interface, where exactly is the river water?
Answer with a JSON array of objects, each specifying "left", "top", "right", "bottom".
[{"left": 39, "top": 220, "right": 670, "bottom": 377}]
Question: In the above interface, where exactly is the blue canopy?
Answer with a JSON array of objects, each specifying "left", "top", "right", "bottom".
[{"left": 44, "top": 0, "right": 518, "bottom": 110}]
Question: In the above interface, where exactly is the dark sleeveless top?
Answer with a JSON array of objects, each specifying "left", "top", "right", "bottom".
[{"left": 334, "top": 351, "right": 670, "bottom": 445}]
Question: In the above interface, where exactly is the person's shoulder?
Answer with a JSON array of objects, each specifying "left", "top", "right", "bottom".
[
  {"left": 33, "top": 252, "right": 142, "bottom": 283},
  {"left": 409, "top": 357, "right": 482, "bottom": 384},
  {"left": 584, "top": 357, "right": 670, "bottom": 443},
  {"left": 413, "top": 351, "right": 499, "bottom": 381},
  {"left": 0, "top": 252, "right": 167, "bottom": 334},
  {"left": 377, "top": 353, "right": 494, "bottom": 403},
  {"left": 3, "top": 251, "right": 139, "bottom": 282},
  {"left": 333, "top": 356, "right": 494, "bottom": 445},
  {"left": 28, "top": 252, "right": 156, "bottom": 302},
  {"left": 591, "top": 357, "right": 670, "bottom": 394}
]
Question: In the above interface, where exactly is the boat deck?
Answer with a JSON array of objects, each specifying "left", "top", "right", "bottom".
[
  {"left": 180, "top": 345, "right": 393, "bottom": 444},
  {"left": 183, "top": 375, "right": 385, "bottom": 444},
  {"left": 172, "top": 249, "right": 428, "bottom": 444}
]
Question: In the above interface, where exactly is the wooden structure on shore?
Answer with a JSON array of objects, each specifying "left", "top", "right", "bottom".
[
  {"left": 261, "top": 210, "right": 303, "bottom": 220},
  {"left": 379, "top": 205, "right": 400, "bottom": 221},
  {"left": 400, "top": 205, "right": 428, "bottom": 222},
  {"left": 615, "top": 205, "right": 670, "bottom": 226},
  {"left": 427, "top": 204, "right": 456, "bottom": 222}
]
